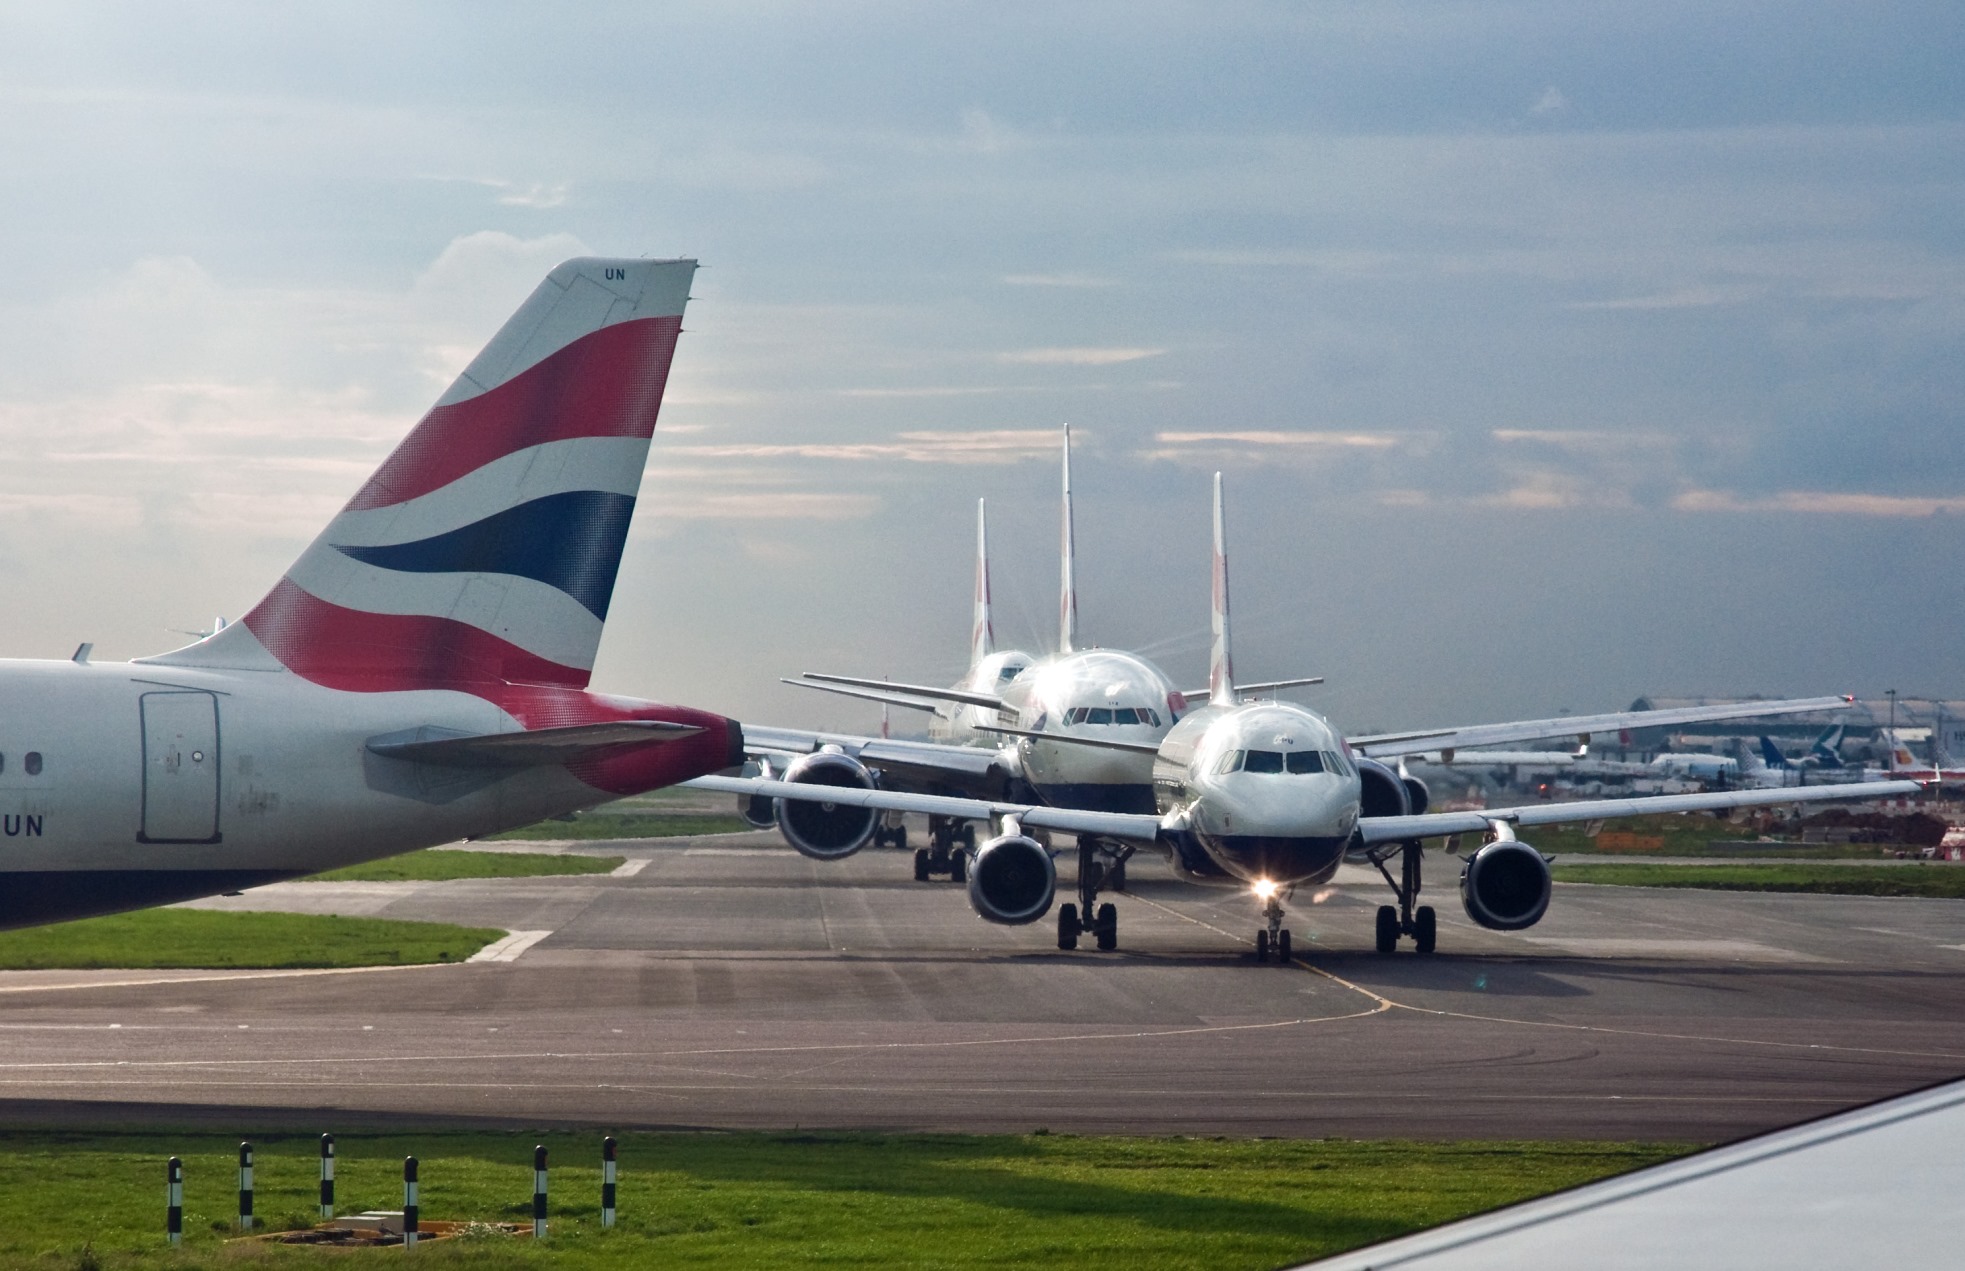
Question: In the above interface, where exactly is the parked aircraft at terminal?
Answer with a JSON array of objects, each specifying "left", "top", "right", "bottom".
[
  {"left": 0, "top": 257, "right": 744, "bottom": 930},
  {"left": 699, "top": 474, "right": 1919, "bottom": 957}
]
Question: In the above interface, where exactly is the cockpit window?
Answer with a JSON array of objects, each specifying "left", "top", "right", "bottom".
[
  {"left": 998, "top": 665, "right": 1022, "bottom": 682},
  {"left": 1087, "top": 707, "right": 1112, "bottom": 725},
  {"left": 1286, "top": 750, "right": 1326, "bottom": 774},
  {"left": 1217, "top": 750, "right": 1243, "bottom": 774},
  {"left": 1242, "top": 749, "right": 1285, "bottom": 774}
]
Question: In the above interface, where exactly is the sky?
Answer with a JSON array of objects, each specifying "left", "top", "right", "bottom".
[{"left": 0, "top": 1, "right": 1961, "bottom": 735}]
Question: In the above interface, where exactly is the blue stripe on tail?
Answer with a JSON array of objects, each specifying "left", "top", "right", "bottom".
[{"left": 334, "top": 490, "right": 636, "bottom": 619}]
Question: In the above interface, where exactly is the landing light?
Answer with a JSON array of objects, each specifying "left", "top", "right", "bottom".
[{"left": 1252, "top": 879, "right": 1279, "bottom": 900}]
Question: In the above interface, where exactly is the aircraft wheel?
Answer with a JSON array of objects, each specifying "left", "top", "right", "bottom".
[
  {"left": 1414, "top": 906, "right": 1437, "bottom": 955},
  {"left": 958, "top": 823, "right": 976, "bottom": 850},
  {"left": 1277, "top": 929, "right": 1291, "bottom": 963},
  {"left": 892, "top": 826, "right": 908, "bottom": 852},
  {"left": 1108, "top": 859, "right": 1127, "bottom": 892},
  {"left": 1095, "top": 903, "right": 1118, "bottom": 951},
  {"left": 1057, "top": 903, "right": 1080, "bottom": 951},
  {"left": 950, "top": 852, "right": 968, "bottom": 884},
  {"left": 913, "top": 849, "right": 930, "bottom": 882},
  {"left": 1255, "top": 929, "right": 1270, "bottom": 963},
  {"left": 1375, "top": 905, "right": 1399, "bottom": 954}
]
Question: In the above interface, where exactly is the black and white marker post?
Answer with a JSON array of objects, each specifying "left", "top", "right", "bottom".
[
  {"left": 403, "top": 1156, "right": 419, "bottom": 1251},
  {"left": 533, "top": 1144, "right": 548, "bottom": 1239},
  {"left": 166, "top": 1157, "right": 182, "bottom": 1247},
  {"left": 601, "top": 1136, "right": 617, "bottom": 1229},
  {"left": 237, "top": 1141, "right": 254, "bottom": 1231},
  {"left": 320, "top": 1133, "right": 335, "bottom": 1219}
]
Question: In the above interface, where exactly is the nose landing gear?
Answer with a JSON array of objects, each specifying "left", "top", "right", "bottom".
[
  {"left": 1253, "top": 893, "right": 1293, "bottom": 964},
  {"left": 1369, "top": 839, "right": 1437, "bottom": 954}
]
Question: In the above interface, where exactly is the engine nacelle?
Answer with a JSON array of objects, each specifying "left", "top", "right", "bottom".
[
  {"left": 774, "top": 751, "right": 879, "bottom": 861},
  {"left": 1459, "top": 839, "right": 1552, "bottom": 931},
  {"left": 736, "top": 759, "right": 777, "bottom": 829},
  {"left": 965, "top": 833, "right": 1056, "bottom": 925},
  {"left": 1400, "top": 774, "right": 1430, "bottom": 817},
  {"left": 1356, "top": 757, "right": 1412, "bottom": 818}
]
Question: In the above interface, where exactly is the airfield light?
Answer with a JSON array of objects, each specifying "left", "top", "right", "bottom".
[{"left": 1252, "top": 879, "right": 1279, "bottom": 900}]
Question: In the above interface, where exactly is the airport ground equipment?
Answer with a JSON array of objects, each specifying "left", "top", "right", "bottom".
[
  {"left": 404, "top": 1157, "right": 419, "bottom": 1250},
  {"left": 166, "top": 1158, "right": 182, "bottom": 1246},
  {"left": 237, "top": 1141, "right": 253, "bottom": 1231},
  {"left": 602, "top": 1137, "right": 617, "bottom": 1229},
  {"left": 320, "top": 1134, "right": 334, "bottom": 1219}
]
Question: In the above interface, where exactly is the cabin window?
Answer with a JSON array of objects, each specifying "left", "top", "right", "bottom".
[
  {"left": 1243, "top": 749, "right": 1285, "bottom": 774},
  {"left": 23, "top": 752, "right": 42, "bottom": 776},
  {"left": 1286, "top": 750, "right": 1326, "bottom": 774}
]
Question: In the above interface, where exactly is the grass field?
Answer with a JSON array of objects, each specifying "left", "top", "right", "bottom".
[
  {"left": 1552, "top": 862, "right": 1965, "bottom": 898},
  {"left": 308, "top": 850, "right": 625, "bottom": 882},
  {"left": 0, "top": 1131, "right": 1689, "bottom": 1268},
  {"left": 0, "top": 910, "right": 505, "bottom": 970},
  {"left": 488, "top": 813, "right": 748, "bottom": 841},
  {"left": 1526, "top": 814, "right": 1899, "bottom": 858}
]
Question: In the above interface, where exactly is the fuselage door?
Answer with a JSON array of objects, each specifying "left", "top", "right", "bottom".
[{"left": 139, "top": 691, "right": 221, "bottom": 844}]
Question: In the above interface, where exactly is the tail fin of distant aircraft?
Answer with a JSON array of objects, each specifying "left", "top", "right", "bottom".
[
  {"left": 1810, "top": 724, "right": 1846, "bottom": 768},
  {"left": 1208, "top": 472, "right": 1237, "bottom": 709},
  {"left": 1058, "top": 424, "right": 1078, "bottom": 654},
  {"left": 972, "top": 498, "right": 994, "bottom": 667},
  {"left": 1759, "top": 736, "right": 1793, "bottom": 770},
  {"left": 148, "top": 257, "right": 696, "bottom": 693}
]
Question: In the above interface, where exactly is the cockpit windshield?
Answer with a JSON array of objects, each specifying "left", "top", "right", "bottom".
[
  {"left": 1063, "top": 706, "right": 1162, "bottom": 727},
  {"left": 1216, "top": 748, "right": 1349, "bottom": 776}
]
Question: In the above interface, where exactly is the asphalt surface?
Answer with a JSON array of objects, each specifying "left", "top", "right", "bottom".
[{"left": 1, "top": 829, "right": 1962, "bottom": 1141}]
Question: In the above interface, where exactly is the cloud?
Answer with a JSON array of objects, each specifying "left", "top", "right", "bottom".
[
  {"left": 998, "top": 346, "right": 1166, "bottom": 365},
  {"left": 1531, "top": 86, "right": 1568, "bottom": 115},
  {"left": 641, "top": 491, "right": 879, "bottom": 520},
  {"left": 1565, "top": 285, "right": 1762, "bottom": 311},
  {"left": 1673, "top": 489, "right": 1965, "bottom": 517},
  {"left": 1141, "top": 429, "right": 1414, "bottom": 466},
  {"left": 1492, "top": 429, "right": 1677, "bottom": 452},
  {"left": 660, "top": 429, "right": 1060, "bottom": 465},
  {"left": 1002, "top": 273, "right": 1118, "bottom": 288}
]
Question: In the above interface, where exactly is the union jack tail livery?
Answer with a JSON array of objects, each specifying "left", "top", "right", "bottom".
[{"left": 158, "top": 258, "right": 696, "bottom": 692}]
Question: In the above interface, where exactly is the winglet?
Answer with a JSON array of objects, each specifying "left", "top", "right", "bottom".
[
  {"left": 972, "top": 498, "right": 995, "bottom": 666},
  {"left": 1059, "top": 425, "right": 1078, "bottom": 654},
  {"left": 1209, "top": 472, "right": 1237, "bottom": 708}
]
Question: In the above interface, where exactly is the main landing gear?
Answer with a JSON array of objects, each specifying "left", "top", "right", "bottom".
[
  {"left": 1253, "top": 890, "right": 1293, "bottom": 965},
  {"left": 1057, "top": 837, "right": 1129, "bottom": 951},
  {"left": 1368, "top": 839, "right": 1437, "bottom": 954},
  {"left": 912, "top": 815, "right": 976, "bottom": 883}
]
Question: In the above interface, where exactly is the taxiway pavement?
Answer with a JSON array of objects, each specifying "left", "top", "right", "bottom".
[{"left": 0, "top": 830, "right": 1961, "bottom": 1140}]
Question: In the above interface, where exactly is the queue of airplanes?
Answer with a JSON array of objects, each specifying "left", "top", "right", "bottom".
[{"left": 0, "top": 255, "right": 1923, "bottom": 964}]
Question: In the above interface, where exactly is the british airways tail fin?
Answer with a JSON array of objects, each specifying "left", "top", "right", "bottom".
[
  {"left": 148, "top": 257, "right": 695, "bottom": 692},
  {"left": 1208, "top": 472, "right": 1237, "bottom": 708},
  {"left": 1058, "top": 424, "right": 1078, "bottom": 654},
  {"left": 971, "top": 498, "right": 994, "bottom": 667}
]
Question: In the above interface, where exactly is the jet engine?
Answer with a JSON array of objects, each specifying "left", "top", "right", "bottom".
[
  {"left": 736, "top": 759, "right": 777, "bottom": 829},
  {"left": 773, "top": 751, "right": 879, "bottom": 861},
  {"left": 1459, "top": 839, "right": 1552, "bottom": 931},
  {"left": 965, "top": 832, "right": 1056, "bottom": 925},
  {"left": 1356, "top": 757, "right": 1413, "bottom": 817},
  {"left": 1400, "top": 773, "right": 1430, "bottom": 817}
]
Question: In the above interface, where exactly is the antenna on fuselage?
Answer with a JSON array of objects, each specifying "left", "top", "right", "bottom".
[
  {"left": 972, "top": 498, "right": 994, "bottom": 667},
  {"left": 1209, "top": 471, "right": 1239, "bottom": 709},
  {"left": 1059, "top": 425, "right": 1078, "bottom": 654}
]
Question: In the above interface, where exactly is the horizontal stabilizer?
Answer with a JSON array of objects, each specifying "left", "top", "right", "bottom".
[
  {"left": 368, "top": 720, "right": 703, "bottom": 768},
  {"left": 1181, "top": 676, "right": 1324, "bottom": 698},
  {"left": 1351, "top": 695, "right": 1857, "bottom": 759}
]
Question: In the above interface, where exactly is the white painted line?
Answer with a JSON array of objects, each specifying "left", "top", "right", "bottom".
[
  {"left": 610, "top": 858, "right": 650, "bottom": 877},
  {"left": 468, "top": 931, "right": 554, "bottom": 963}
]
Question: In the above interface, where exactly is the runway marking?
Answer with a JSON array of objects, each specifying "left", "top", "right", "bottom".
[
  {"left": 610, "top": 858, "right": 650, "bottom": 877},
  {"left": 469, "top": 930, "right": 553, "bottom": 962},
  {"left": 0, "top": 964, "right": 448, "bottom": 995},
  {"left": 1521, "top": 937, "right": 1834, "bottom": 962},
  {"left": 1126, "top": 892, "right": 1965, "bottom": 1065}
]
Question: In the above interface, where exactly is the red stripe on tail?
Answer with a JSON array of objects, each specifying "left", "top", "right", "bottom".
[{"left": 346, "top": 315, "right": 682, "bottom": 512}]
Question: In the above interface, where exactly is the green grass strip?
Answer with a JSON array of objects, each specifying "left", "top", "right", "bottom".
[
  {"left": 489, "top": 813, "right": 749, "bottom": 841},
  {"left": 0, "top": 1130, "right": 1687, "bottom": 1268},
  {"left": 309, "top": 849, "right": 625, "bottom": 882},
  {"left": 0, "top": 910, "right": 505, "bottom": 970},
  {"left": 1552, "top": 862, "right": 1965, "bottom": 898}
]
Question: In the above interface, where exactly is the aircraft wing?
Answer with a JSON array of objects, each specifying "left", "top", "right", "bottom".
[
  {"left": 798, "top": 672, "right": 1003, "bottom": 710},
  {"left": 1356, "top": 779, "right": 1923, "bottom": 844},
  {"left": 367, "top": 721, "right": 704, "bottom": 768},
  {"left": 685, "top": 774, "right": 1163, "bottom": 843},
  {"left": 779, "top": 677, "right": 944, "bottom": 713},
  {"left": 741, "top": 725, "right": 1007, "bottom": 784},
  {"left": 1349, "top": 695, "right": 1855, "bottom": 759}
]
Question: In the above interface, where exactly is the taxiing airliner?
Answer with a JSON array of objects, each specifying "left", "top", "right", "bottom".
[
  {"left": 697, "top": 474, "right": 1919, "bottom": 958},
  {"left": 0, "top": 257, "right": 742, "bottom": 929}
]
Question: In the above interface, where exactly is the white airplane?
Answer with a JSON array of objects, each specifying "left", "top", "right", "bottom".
[
  {"left": 696, "top": 474, "right": 1920, "bottom": 958},
  {"left": 0, "top": 257, "right": 746, "bottom": 930}
]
